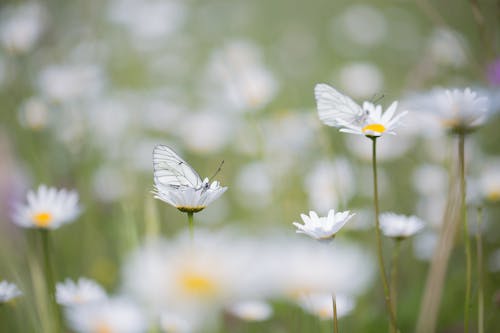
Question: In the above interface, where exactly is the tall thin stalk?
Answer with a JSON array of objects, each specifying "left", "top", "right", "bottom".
[
  {"left": 370, "top": 137, "right": 399, "bottom": 333},
  {"left": 476, "top": 206, "right": 484, "bottom": 333},
  {"left": 458, "top": 133, "right": 472, "bottom": 333},
  {"left": 332, "top": 294, "right": 339, "bottom": 333},
  {"left": 187, "top": 212, "right": 194, "bottom": 240},
  {"left": 40, "top": 230, "right": 62, "bottom": 333},
  {"left": 390, "top": 240, "right": 402, "bottom": 320}
]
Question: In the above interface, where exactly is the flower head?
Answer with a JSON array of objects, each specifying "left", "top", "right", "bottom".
[
  {"left": 56, "top": 278, "right": 107, "bottom": 306},
  {"left": 296, "top": 293, "right": 355, "bottom": 320},
  {"left": 379, "top": 213, "right": 425, "bottom": 240},
  {"left": 293, "top": 209, "right": 354, "bottom": 241},
  {"left": 12, "top": 185, "right": 81, "bottom": 229},
  {"left": 153, "top": 178, "right": 227, "bottom": 213},
  {"left": 338, "top": 101, "right": 407, "bottom": 137},
  {"left": 314, "top": 83, "right": 407, "bottom": 138},
  {"left": 66, "top": 297, "right": 147, "bottom": 333},
  {"left": 0, "top": 281, "right": 22, "bottom": 303},
  {"left": 227, "top": 300, "right": 273, "bottom": 322}
]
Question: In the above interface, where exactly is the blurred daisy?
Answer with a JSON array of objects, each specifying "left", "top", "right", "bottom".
[
  {"left": 160, "top": 312, "right": 196, "bottom": 333},
  {"left": 66, "top": 297, "right": 146, "bottom": 333},
  {"left": 293, "top": 209, "right": 354, "bottom": 241},
  {"left": 379, "top": 213, "right": 425, "bottom": 240},
  {"left": 297, "top": 293, "right": 355, "bottom": 320},
  {"left": 12, "top": 185, "right": 81, "bottom": 229},
  {"left": 227, "top": 300, "right": 273, "bottom": 322},
  {"left": 411, "top": 88, "right": 489, "bottom": 134},
  {"left": 478, "top": 159, "right": 500, "bottom": 203},
  {"left": 0, "top": 280, "right": 22, "bottom": 303},
  {"left": 56, "top": 278, "right": 107, "bottom": 306}
]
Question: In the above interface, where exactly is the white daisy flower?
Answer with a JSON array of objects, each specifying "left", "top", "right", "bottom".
[
  {"left": 314, "top": 83, "right": 407, "bottom": 137},
  {"left": 297, "top": 293, "right": 355, "bottom": 320},
  {"left": 12, "top": 185, "right": 81, "bottom": 229},
  {"left": 66, "top": 297, "right": 147, "bottom": 333},
  {"left": 293, "top": 209, "right": 355, "bottom": 241},
  {"left": 227, "top": 300, "right": 273, "bottom": 322},
  {"left": 154, "top": 179, "right": 227, "bottom": 213},
  {"left": 56, "top": 278, "right": 107, "bottom": 306},
  {"left": 0, "top": 280, "right": 22, "bottom": 303},
  {"left": 160, "top": 312, "right": 197, "bottom": 333},
  {"left": 379, "top": 213, "right": 425, "bottom": 240},
  {"left": 410, "top": 87, "right": 489, "bottom": 134},
  {"left": 338, "top": 101, "right": 407, "bottom": 137}
]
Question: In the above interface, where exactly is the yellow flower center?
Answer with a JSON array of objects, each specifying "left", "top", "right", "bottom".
[
  {"left": 362, "top": 123, "right": 386, "bottom": 134},
  {"left": 94, "top": 322, "right": 113, "bottom": 333},
  {"left": 32, "top": 212, "right": 53, "bottom": 227},
  {"left": 487, "top": 190, "right": 500, "bottom": 202},
  {"left": 318, "top": 306, "right": 331, "bottom": 319},
  {"left": 179, "top": 271, "right": 217, "bottom": 297}
]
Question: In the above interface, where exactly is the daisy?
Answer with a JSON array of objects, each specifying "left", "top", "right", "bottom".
[
  {"left": 293, "top": 209, "right": 355, "bottom": 241},
  {"left": 227, "top": 300, "right": 273, "bottom": 322},
  {"left": 338, "top": 101, "right": 407, "bottom": 137},
  {"left": 12, "top": 185, "right": 81, "bottom": 229},
  {"left": 297, "top": 293, "right": 355, "bottom": 320},
  {"left": 153, "top": 180, "right": 227, "bottom": 213},
  {"left": 66, "top": 297, "right": 147, "bottom": 333},
  {"left": 56, "top": 278, "right": 107, "bottom": 306},
  {"left": 0, "top": 280, "right": 22, "bottom": 303},
  {"left": 379, "top": 213, "right": 425, "bottom": 240}
]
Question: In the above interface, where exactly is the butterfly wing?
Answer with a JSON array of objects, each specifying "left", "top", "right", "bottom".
[
  {"left": 153, "top": 145, "right": 203, "bottom": 190},
  {"left": 314, "top": 83, "right": 364, "bottom": 127}
]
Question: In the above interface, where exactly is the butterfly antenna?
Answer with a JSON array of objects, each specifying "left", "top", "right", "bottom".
[{"left": 209, "top": 160, "right": 224, "bottom": 182}]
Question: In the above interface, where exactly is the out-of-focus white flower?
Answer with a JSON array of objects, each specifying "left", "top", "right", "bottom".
[
  {"left": 380, "top": 213, "right": 425, "bottom": 240},
  {"left": 204, "top": 40, "right": 278, "bottom": 112},
  {"left": 297, "top": 293, "right": 355, "bottom": 320},
  {"left": 66, "top": 297, "right": 147, "bottom": 333},
  {"left": 0, "top": 281, "right": 22, "bottom": 303},
  {"left": 92, "top": 165, "right": 130, "bottom": 203},
  {"left": 409, "top": 88, "right": 489, "bottom": 134},
  {"left": 12, "top": 185, "right": 81, "bottom": 229},
  {"left": 416, "top": 193, "right": 447, "bottom": 228},
  {"left": 478, "top": 159, "right": 500, "bottom": 203},
  {"left": 338, "top": 5, "right": 387, "bottom": 47},
  {"left": 18, "top": 97, "right": 50, "bottom": 130},
  {"left": 428, "top": 28, "right": 467, "bottom": 68},
  {"left": 412, "top": 164, "right": 448, "bottom": 197},
  {"left": 227, "top": 300, "right": 273, "bottom": 322},
  {"left": 234, "top": 162, "right": 273, "bottom": 209},
  {"left": 338, "top": 62, "right": 384, "bottom": 99},
  {"left": 0, "top": 3, "right": 46, "bottom": 54},
  {"left": 108, "top": 0, "right": 186, "bottom": 43},
  {"left": 304, "top": 158, "right": 355, "bottom": 214},
  {"left": 56, "top": 278, "right": 107, "bottom": 306},
  {"left": 160, "top": 312, "right": 196, "bottom": 333},
  {"left": 37, "top": 64, "right": 105, "bottom": 102},
  {"left": 293, "top": 209, "right": 354, "bottom": 241},
  {"left": 413, "top": 231, "right": 438, "bottom": 262}
]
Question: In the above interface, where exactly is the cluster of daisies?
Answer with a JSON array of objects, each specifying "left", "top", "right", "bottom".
[{"left": 3, "top": 83, "right": 492, "bottom": 332}]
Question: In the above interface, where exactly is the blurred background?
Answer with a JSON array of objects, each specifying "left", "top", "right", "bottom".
[{"left": 0, "top": 0, "right": 499, "bottom": 332}]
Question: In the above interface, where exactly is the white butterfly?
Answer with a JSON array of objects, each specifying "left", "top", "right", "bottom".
[
  {"left": 153, "top": 145, "right": 223, "bottom": 192},
  {"left": 314, "top": 83, "right": 368, "bottom": 127}
]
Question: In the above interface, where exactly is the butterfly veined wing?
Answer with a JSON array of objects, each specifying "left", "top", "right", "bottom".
[
  {"left": 153, "top": 145, "right": 203, "bottom": 190},
  {"left": 314, "top": 83, "right": 364, "bottom": 127}
]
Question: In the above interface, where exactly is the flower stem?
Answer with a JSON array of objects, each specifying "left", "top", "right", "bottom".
[
  {"left": 40, "top": 230, "right": 62, "bottom": 333},
  {"left": 332, "top": 294, "right": 339, "bottom": 333},
  {"left": 476, "top": 206, "right": 484, "bottom": 333},
  {"left": 187, "top": 212, "right": 194, "bottom": 240},
  {"left": 370, "top": 137, "right": 399, "bottom": 333},
  {"left": 458, "top": 133, "right": 471, "bottom": 333},
  {"left": 390, "top": 240, "right": 402, "bottom": 323}
]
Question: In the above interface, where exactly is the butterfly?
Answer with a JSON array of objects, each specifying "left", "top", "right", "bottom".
[
  {"left": 314, "top": 83, "right": 369, "bottom": 127},
  {"left": 153, "top": 145, "right": 223, "bottom": 192}
]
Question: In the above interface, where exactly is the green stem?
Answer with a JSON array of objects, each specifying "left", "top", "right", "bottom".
[
  {"left": 332, "top": 294, "right": 339, "bottom": 333},
  {"left": 458, "top": 133, "right": 471, "bottom": 333},
  {"left": 40, "top": 230, "right": 62, "bottom": 333},
  {"left": 390, "top": 240, "right": 402, "bottom": 323},
  {"left": 187, "top": 212, "right": 194, "bottom": 240},
  {"left": 476, "top": 206, "right": 484, "bottom": 333},
  {"left": 370, "top": 137, "right": 399, "bottom": 333}
]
